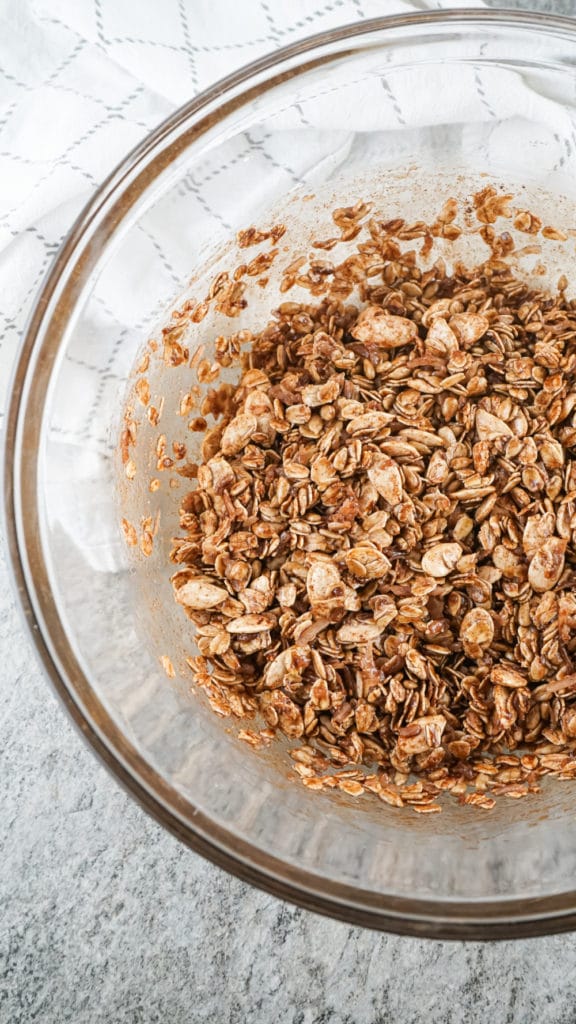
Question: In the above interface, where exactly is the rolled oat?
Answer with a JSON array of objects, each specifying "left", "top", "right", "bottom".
[{"left": 165, "top": 199, "right": 576, "bottom": 812}]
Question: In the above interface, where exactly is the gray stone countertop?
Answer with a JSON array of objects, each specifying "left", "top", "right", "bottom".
[{"left": 4, "top": 1, "right": 576, "bottom": 1021}]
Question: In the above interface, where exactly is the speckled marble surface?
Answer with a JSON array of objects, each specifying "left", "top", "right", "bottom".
[{"left": 5, "top": 1, "right": 576, "bottom": 1022}]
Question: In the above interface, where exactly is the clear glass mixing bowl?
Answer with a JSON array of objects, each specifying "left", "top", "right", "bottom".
[{"left": 7, "top": 10, "right": 576, "bottom": 939}]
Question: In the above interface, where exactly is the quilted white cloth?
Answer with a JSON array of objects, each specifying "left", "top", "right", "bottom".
[{"left": 0, "top": 0, "right": 486, "bottom": 428}]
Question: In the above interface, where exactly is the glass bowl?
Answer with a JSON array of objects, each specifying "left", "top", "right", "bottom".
[{"left": 7, "top": 9, "right": 576, "bottom": 940}]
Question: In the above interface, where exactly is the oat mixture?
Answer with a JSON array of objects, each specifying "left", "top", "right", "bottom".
[{"left": 165, "top": 199, "right": 576, "bottom": 813}]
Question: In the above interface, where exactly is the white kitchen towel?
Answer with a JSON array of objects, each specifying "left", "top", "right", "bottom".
[{"left": 0, "top": 0, "right": 487, "bottom": 428}]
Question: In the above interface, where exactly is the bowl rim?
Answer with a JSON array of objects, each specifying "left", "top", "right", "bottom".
[{"left": 6, "top": 7, "right": 576, "bottom": 940}]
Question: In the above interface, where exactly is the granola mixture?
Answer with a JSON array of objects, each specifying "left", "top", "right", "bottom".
[{"left": 165, "top": 198, "right": 576, "bottom": 813}]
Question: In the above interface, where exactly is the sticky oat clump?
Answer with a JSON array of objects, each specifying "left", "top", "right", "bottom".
[{"left": 170, "top": 248, "right": 576, "bottom": 813}]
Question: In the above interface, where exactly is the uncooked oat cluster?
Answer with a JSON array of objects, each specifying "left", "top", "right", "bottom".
[{"left": 170, "top": 202, "right": 576, "bottom": 812}]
